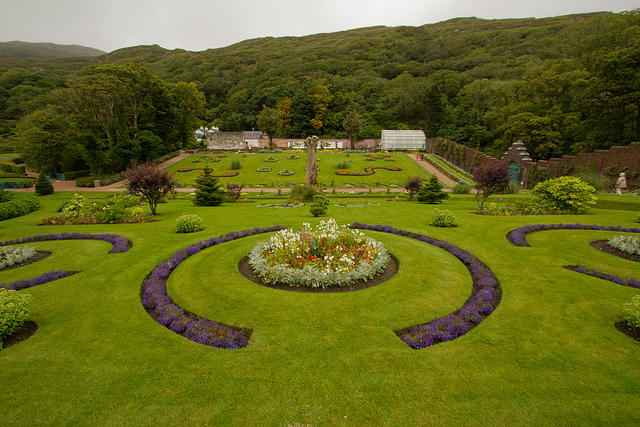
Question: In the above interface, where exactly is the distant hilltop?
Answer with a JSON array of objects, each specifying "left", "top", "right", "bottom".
[{"left": 0, "top": 41, "right": 105, "bottom": 59}]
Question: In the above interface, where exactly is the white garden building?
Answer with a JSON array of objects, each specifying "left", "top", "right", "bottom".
[{"left": 379, "top": 130, "right": 426, "bottom": 150}]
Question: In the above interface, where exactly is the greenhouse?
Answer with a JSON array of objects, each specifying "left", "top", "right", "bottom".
[{"left": 379, "top": 130, "right": 426, "bottom": 150}]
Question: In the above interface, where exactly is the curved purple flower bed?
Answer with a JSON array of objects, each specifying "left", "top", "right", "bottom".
[
  {"left": 1, "top": 271, "right": 79, "bottom": 291},
  {"left": 0, "top": 233, "right": 130, "bottom": 291},
  {"left": 140, "top": 225, "right": 285, "bottom": 349},
  {"left": 564, "top": 266, "right": 640, "bottom": 289},
  {"left": 506, "top": 224, "right": 640, "bottom": 247},
  {"left": 0, "top": 233, "right": 132, "bottom": 254},
  {"left": 350, "top": 223, "right": 501, "bottom": 349}
]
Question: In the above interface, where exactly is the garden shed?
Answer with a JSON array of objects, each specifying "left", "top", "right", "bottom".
[{"left": 380, "top": 130, "right": 426, "bottom": 150}]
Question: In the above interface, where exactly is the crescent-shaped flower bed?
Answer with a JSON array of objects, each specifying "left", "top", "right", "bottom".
[
  {"left": 349, "top": 223, "right": 501, "bottom": 349},
  {"left": 0, "top": 233, "right": 131, "bottom": 291},
  {"left": 506, "top": 224, "right": 640, "bottom": 247},
  {"left": 140, "top": 226, "right": 285, "bottom": 349},
  {"left": 564, "top": 266, "right": 640, "bottom": 289},
  {"left": 335, "top": 166, "right": 402, "bottom": 176},
  {"left": 248, "top": 219, "right": 389, "bottom": 288},
  {"left": 198, "top": 170, "right": 239, "bottom": 177}
]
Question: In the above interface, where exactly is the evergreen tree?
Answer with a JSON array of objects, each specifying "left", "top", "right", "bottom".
[
  {"left": 417, "top": 175, "right": 449, "bottom": 204},
  {"left": 34, "top": 173, "right": 54, "bottom": 195},
  {"left": 193, "top": 167, "right": 226, "bottom": 206}
]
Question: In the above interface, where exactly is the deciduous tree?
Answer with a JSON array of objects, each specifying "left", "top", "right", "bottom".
[
  {"left": 473, "top": 161, "right": 510, "bottom": 211},
  {"left": 125, "top": 162, "right": 176, "bottom": 215}
]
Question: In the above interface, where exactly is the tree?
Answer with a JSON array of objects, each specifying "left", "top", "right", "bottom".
[
  {"left": 305, "top": 135, "right": 319, "bottom": 191},
  {"left": 473, "top": 161, "right": 511, "bottom": 211},
  {"left": 307, "top": 85, "right": 332, "bottom": 131},
  {"left": 193, "top": 167, "right": 226, "bottom": 206},
  {"left": 175, "top": 81, "right": 206, "bottom": 148},
  {"left": 125, "top": 162, "right": 176, "bottom": 215},
  {"left": 34, "top": 173, "right": 53, "bottom": 195},
  {"left": 256, "top": 106, "right": 281, "bottom": 149},
  {"left": 342, "top": 109, "right": 363, "bottom": 150},
  {"left": 417, "top": 175, "right": 449, "bottom": 204},
  {"left": 404, "top": 176, "right": 424, "bottom": 201}
]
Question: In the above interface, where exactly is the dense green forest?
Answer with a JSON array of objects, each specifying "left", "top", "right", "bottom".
[{"left": 1, "top": 10, "right": 639, "bottom": 175}]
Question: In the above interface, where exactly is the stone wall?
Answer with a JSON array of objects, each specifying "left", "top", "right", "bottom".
[{"left": 206, "top": 132, "right": 244, "bottom": 150}]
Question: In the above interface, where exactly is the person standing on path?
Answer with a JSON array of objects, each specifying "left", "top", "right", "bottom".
[{"left": 615, "top": 172, "right": 627, "bottom": 195}]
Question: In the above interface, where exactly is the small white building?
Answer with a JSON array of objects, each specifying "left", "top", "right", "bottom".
[{"left": 379, "top": 130, "right": 426, "bottom": 150}]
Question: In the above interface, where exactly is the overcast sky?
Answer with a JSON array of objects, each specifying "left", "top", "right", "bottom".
[{"left": 2, "top": 0, "right": 638, "bottom": 53}]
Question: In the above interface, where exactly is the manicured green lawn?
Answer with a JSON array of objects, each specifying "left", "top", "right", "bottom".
[
  {"left": 1, "top": 192, "right": 640, "bottom": 426},
  {"left": 166, "top": 151, "right": 431, "bottom": 189}
]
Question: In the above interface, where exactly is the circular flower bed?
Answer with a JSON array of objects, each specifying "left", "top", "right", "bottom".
[
  {"left": 278, "top": 169, "right": 295, "bottom": 176},
  {"left": 248, "top": 219, "right": 390, "bottom": 288},
  {"left": 264, "top": 157, "right": 278, "bottom": 162},
  {"left": 256, "top": 167, "right": 272, "bottom": 172},
  {"left": 286, "top": 155, "right": 300, "bottom": 160}
]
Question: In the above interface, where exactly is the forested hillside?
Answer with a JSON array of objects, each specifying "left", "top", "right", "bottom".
[{"left": 1, "top": 10, "right": 639, "bottom": 176}]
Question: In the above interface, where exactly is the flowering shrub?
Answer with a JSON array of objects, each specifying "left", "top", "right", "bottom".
[
  {"left": 608, "top": 235, "right": 640, "bottom": 255},
  {"left": 248, "top": 219, "right": 389, "bottom": 288},
  {"left": 140, "top": 225, "right": 285, "bottom": 348},
  {"left": 43, "top": 193, "right": 146, "bottom": 225},
  {"left": 507, "top": 224, "right": 640, "bottom": 247},
  {"left": 0, "top": 245, "right": 36, "bottom": 270},
  {"left": 175, "top": 213, "right": 203, "bottom": 233},
  {"left": 623, "top": 295, "right": 640, "bottom": 328},
  {"left": 0, "top": 289, "right": 32, "bottom": 342},
  {"left": 431, "top": 209, "right": 455, "bottom": 227},
  {"left": 349, "top": 223, "right": 500, "bottom": 349}
]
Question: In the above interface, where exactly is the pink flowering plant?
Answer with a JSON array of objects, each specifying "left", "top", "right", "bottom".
[{"left": 248, "top": 219, "right": 389, "bottom": 288}]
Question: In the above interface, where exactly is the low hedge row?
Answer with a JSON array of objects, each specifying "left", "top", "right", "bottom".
[{"left": 0, "top": 193, "right": 40, "bottom": 221}]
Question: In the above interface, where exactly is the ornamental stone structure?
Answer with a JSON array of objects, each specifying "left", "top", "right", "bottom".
[{"left": 501, "top": 140, "right": 533, "bottom": 184}]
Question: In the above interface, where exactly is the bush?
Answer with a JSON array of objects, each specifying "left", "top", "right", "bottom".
[
  {"left": 574, "top": 168, "right": 612, "bottom": 192},
  {"left": 431, "top": 209, "right": 455, "bottom": 227},
  {"left": 289, "top": 186, "right": 317, "bottom": 202},
  {"left": 175, "top": 213, "right": 203, "bottom": 233},
  {"left": 11, "top": 157, "right": 24, "bottom": 165},
  {"left": 336, "top": 161, "right": 350, "bottom": 169},
  {"left": 64, "top": 170, "right": 92, "bottom": 180},
  {"left": 309, "top": 196, "right": 329, "bottom": 217},
  {"left": 0, "top": 288, "right": 32, "bottom": 342},
  {"left": 0, "top": 193, "right": 39, "bottom": 221},
  {"left": 417, "top": 175, "right": 449, "bottom": 204},
  {"left": 623, "top": 295, "right": 640, "bottom": 328},
  {"left": 452, "top": 183, "right": 472, "bottom": 194},
  {"left": 75, "top": 177, "right": 94, "bottom": 187},
  {"left": 193, "top": 167, "right": 225, "bottom": 206},
  {"left": 230, "top": 159, "right": 242, "bottom": 170},
  {"left": 226, "top": 183, "right": 244, "bottom": 203},
  {"left": 34, "top": 174, "right": 53, "bottom": 195},
  {"left": 404, "top": 176, "right": 424, "bottom": 200},
  {"left": 532, "top": 176, "right": 597, "bottom": 214}
]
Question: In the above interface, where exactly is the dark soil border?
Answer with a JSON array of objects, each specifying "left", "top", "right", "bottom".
[
  {"left": 0, "top": 250, "right": 51, "bottom": 271},
  {"left": 615, "top": 320, "right": 640, "bottom": 342},
  {"left": 238, "top": 253, "right": 399, "bottom": 293},
  {"left": 2, "top": 320, "right": 38, "bottom": 349},
  {"left": 590, "top": 239, "right": 640, "bottom": 262}
]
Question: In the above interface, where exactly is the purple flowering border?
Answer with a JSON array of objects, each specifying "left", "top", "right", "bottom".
[
  {"left": 0, "top": 232, "right": 132, "bottom": 254},
  {"left": 1, "top": 271, "right": 79, "bottom": 291},
  {"left": 140, "top": 225, "right": 285, "bottom": 349},
  {"left": 564, "top": 266, "right": 640, "bottom": 289},
  {"left": 349, "top": 223, "right": 501, "bottom": 349},
  {"left": 506, "top": 223, "right": 640, "bottom": 247},
  {"left": 0, "top": 233, "right": 130, "bottom": 290}
]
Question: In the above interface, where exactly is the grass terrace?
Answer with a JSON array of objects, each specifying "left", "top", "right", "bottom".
[
  {"left": 1, "top": 191, "right": 640, "bottom": 425},
  {"left": 166, "top": 151, "right": 431, "bottom": 189}
]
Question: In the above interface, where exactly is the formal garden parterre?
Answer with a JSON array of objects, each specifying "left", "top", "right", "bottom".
[{"left": 1, "top": 188, "right": 640, "bottom": 425}]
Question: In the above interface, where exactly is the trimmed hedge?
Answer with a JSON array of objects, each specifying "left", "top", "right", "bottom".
[{"left": 0, "top": 193, "right": 39, "bottom": 221}]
